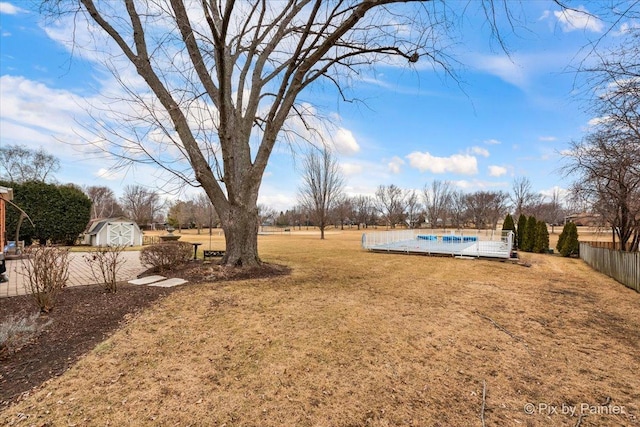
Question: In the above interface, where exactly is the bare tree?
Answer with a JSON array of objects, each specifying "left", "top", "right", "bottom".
[
  {"left": 120, "top": 185, "right": 163, "bottom": 227},
  {"left": 538, "top": 188, "right": 565, "bottom": 233},
  {"left": 423, "top": 180, "right": 453, "bottom": 228},
  {"left": 85, "top": 186, "right": 124, "bottom": 219},
  {"left": 167, "top": 199, "right": 191, "bottom": 231},
  {"left": 510, "top": 177, "right": 542, "bottom": 217},
  {"left": 287, "top": 205, "right": 307, "bottom": 230},
  {"left": 449, "top": 190, "right": 468, "bottom": 229},
  {"left": 294, "top": 207, "right": 306, "bottom": 229},
  {"left": 489, "top": 191, "right": 510, "bottom": 229},
  {"left": 570, "top": 23, "right": 640, "bottom": 251},
  {"left": 404, "top": 190, "right": 422, "bottom": 229},
  {"left": 581, "top": 25, "right": 640, "bottom": 145},
  {"left": 333, "top": 196, "right": 353, "bottom": 230},
  {"left": 298, "top": 148, "right": 344, "bottom": 239},
  {"left": 0, "top": 145, "right": 60, "bottom": 184},
  {"left": 375, "top": 184, "right": 406, "bottom": 229},
  {"left": 44, "top": 0, "right": 543, "bottom": 267},
  {"left": 465, "top": 190, "right": 509, "bottom": 230},
  {"left": 257, "top": 204, "right": 278, "bottom": 229},
  {"left": 192, "top": 192, "right": 217, "bottom": 232},
  {"left": 166, "top": 193, "right": 217, "bottom": 232},
  {"left": 564, "top": 131, "right": 640, "bottom": 251},
  {"left": 351, "top": 195, "right": 375, "bottom": 230}
]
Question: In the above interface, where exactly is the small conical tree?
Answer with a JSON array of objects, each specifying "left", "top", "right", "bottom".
[
  {"left": 523, "top": 215, "right": 538, "bottom": 252},
  {"left": 560, "top": 222, "right": 579, "bottom": 257},
  {"left": 557, "top": 222, "right": 568, "bottom": 253},
  {"left": 516, "top": 214, "right": 527, "bottom": 249},
  {"left": 502, "top": 213, "right": 515, "bottom": 233},
  {"left": 534, "top": 220, "right": 549, "bottom": 253},
  {"left": 502, "top": 213, "right": 516, "bottom": 251}
]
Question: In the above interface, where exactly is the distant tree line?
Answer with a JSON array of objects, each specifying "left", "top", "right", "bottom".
[
  {"left": 253, "top": 175, "right": 569, "bottom": 236},
  {"left": 166, "top": 194, "right": 218, "bottom": 233},
  {"left": 1, "top": 145, "right": 574, "bottom": 247}
]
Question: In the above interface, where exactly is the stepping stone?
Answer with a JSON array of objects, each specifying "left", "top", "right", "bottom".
[
  {"left": 148, "top": 278, "right": 188, "bottom": 288},
  {"left": 128, "top": 275, "right": 166, "bottom": 285}
]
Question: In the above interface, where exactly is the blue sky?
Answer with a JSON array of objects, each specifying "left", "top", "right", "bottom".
[{"left": 0, "top": 1, "right": 623, "bottom": 212}]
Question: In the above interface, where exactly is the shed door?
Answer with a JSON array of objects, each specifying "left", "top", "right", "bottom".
[{"left": 107, "top": 223, "right": 134, "bottom": 246}]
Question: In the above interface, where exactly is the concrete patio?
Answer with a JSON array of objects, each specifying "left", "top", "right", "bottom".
[{"left": 0, "top": 251, "right": 147, "bottom": 298}]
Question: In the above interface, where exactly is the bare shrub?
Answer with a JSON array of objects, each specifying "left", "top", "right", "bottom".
[
  {"left": 22, "top": 246, "right": 70, "bottom": 312},
  {"left": 0, "top": 312, "right": 52, "bottom": 357},
  {"left": 83, "top": 245, "right": 127, "bottom": 293},
  {"left": 140, "top": 242, "right": 192, "bottom": 272}
]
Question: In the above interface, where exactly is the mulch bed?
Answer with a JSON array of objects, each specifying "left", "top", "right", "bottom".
[
  {"left": 0, "top": 261, "right": 289, "bottom": 411},
  {"left": 0, "top": 284, "right": 177, "bottom": 410}
]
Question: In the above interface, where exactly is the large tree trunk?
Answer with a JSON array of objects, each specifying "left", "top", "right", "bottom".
[{"left": 220, "top": 203, "right": 260, "bottom": 267}]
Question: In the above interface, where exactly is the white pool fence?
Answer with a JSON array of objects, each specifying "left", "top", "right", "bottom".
[{"left": 361, "top": 229, "right": 515, "bottom": 259}]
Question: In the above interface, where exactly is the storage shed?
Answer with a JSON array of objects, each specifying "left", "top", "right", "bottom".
[{"left": 84, "top": 218, "right": 143, "bottom": 247}]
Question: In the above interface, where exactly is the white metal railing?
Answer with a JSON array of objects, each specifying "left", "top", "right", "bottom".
[
  {"left": 361, "top": 229, "right": 514, "bottom": 259},
  {"left": 361, "top": 229, "right": 512, "bottom": 247},
  {"left": 361, "top": 229, "right": 419, "bottom": 248}
]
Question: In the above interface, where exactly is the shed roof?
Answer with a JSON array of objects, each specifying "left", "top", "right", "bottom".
[{"left": 86, "top": 217, "right": 139, "bottom": 235}]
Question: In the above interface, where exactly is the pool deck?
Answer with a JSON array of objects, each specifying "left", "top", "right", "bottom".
[{"left": 0, "top": 251, "right": 147, "bottom": 298}]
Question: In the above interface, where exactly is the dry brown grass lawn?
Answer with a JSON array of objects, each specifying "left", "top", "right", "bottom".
[{"left": 3, "top": 229, "right": 639, "bottom": 426}]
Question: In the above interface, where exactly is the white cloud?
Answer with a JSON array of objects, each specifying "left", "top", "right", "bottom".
[
  {"left": 0, "top": 76, "right": 87, "bottom": 129},
  {"left": 453, "top": 179, "right": 508, "bottom": 190},
  {"left": 488, "top": 165, "right": 507, "bottom": 177},
  {"left": 388, "top": 156, "right": 404, "bottom": 174},
  {"left": 539, "top": 136, "right": 557, "bottom": 142},
  {"left": 484, "top": 139, "right": 501, "bottom": 145},
  {"left": 588, "top": 116, "right": 609, "bottom": 127},
  {"left": 0, "top": 74, "right": 197, "bottom": 192},
  {"left": 359, "top": 76, "right": 393, "bottom": 90},
  {"left": 257, "top": 190, "right": 296, "bottom": 213},
  {"left": 0, "top": 120, "right": 53, "bottom": 146},
  {"left": 95, "top": 168, "right": 124, "bottom": 181},
  {"left": 471, "top": 54, "right": 527, "bottom": 88},
  {"left": 332, "top": 127, "right": 360, "bottom": 155},
  {"left": 552, "top": 7, "right": 603, "bottom": 33},
  {"left": 539, "top": 186, "right": 569, "bottom": 202},
  {"left": 614, "top": 21, "right": 640, "bottom": 36},
  {"left": 540, "top": 10, "right": 551, "bottom": 21},
  {"left": 344, "top": 186, "right": 374, "bottom": 198},
  {"left": 275, "top": 103, "right": 361, "bottom": 156},
  {"left": 0, "top": 2, "right": 26, "bottom": 14},
  {"left": 469, "top": 146, "right": 489, "bottom": 157},
  {"left": 0, "top": 75, "right": 98, "bottom": 154},
  {"left": 470, "top": 50, "right": 581, "bottom": 90},
  {"left": 340, "top": 162, "right": 364, "bottom": 176},
  {"left": 406, "top": 151, "right": 477, "bottom": 175}
]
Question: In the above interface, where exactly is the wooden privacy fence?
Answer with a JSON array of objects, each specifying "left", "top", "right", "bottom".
[
  {"left": 581, "top": 241, "right": 621, "bottom": 250},
  {"left": 579, "top": 242, "right": 639, "bottom": 292}
]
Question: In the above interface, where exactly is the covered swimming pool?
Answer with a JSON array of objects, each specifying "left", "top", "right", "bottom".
[{"left": 362, "top": 229, "right": 514, "bottom": 259}]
